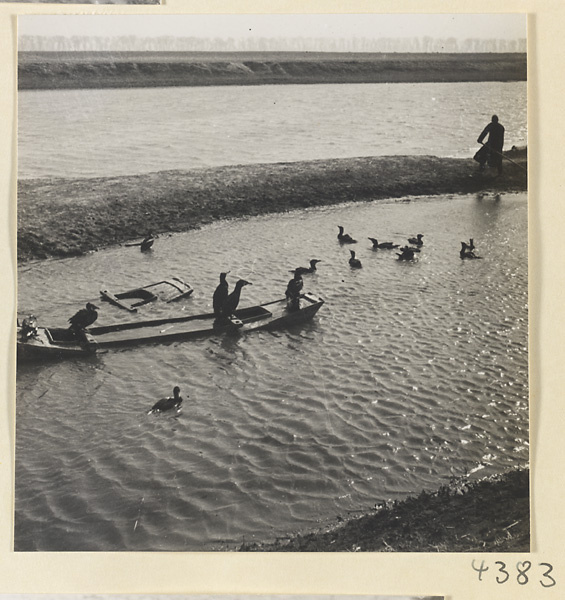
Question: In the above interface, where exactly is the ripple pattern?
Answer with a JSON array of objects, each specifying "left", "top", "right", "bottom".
[{"left": 16, "top": 192, "right": 529, "bottom": 550}]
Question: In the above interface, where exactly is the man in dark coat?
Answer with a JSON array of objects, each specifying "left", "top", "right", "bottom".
[{"left": 474, "top": 115, "right": 505, "bottom": 174}]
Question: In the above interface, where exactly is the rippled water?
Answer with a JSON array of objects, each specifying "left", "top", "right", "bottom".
[
  {"left": 18, "top": 81, "right": 527, "bottom": 180},
  {"left": 16, "top": 191, "right": 528, "bottom": 551}
]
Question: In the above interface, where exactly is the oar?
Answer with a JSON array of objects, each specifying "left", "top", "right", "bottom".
[{"left": 479, "top": 142, "right": 527, "bottom": 172}]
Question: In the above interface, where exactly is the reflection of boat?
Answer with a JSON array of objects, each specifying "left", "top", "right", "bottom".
[
  {"left": 100, "top": 277, "right": 193, "bottom": 312},
  {"left": 17, "top": 293, "right": 324, "bottom": 361}
]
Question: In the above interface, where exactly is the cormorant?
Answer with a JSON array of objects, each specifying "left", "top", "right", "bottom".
[
  {"left": 337, "top": 226, "right": 357, "bottom": 244},
  {"left": 368, "top": 238, "right": 399, "bottom": 249},
  {"left": 460, "top": 242, "right": 482, "bottom": 259},
  {"left": 68, "top": 303, "right": 99, "bottom": 332},
  {"left": 349, "top": 250, "right": 362, "bottom": 268},
  {"left": 408, "top": 234, "right": 424, "bottom": 246},
  {"left": 212, "top": 271, "right": 230, "bottom": 316},
  {"left": 140, "top": 233, "right": 155, "bottom": 252},
  {"left": 285, "top": 270, "right": 304, "bottom": 310},
  {"left": 397, "top": 246, "right": 418, "bottom": 261},
  {"left": 148, "top": 386, "right": 184, "bottom": 414},
  {"left": 294, "top": 259, "right": 322, "bottom": 276},
  {"left": 221, "top": 279, "right": 252, "bottom": 317}
]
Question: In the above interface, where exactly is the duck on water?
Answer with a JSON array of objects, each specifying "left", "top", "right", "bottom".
[
  {"left": 337, "top": 226, "right": 357, "bottom": 244},
  {"left": 368, "top": 238, "right": 399, "bottom": 250},
  {"left": 349, "top": 250, "right": 362, "bottom": 268},
  {"left": 293, "top": 259, "right": 322, "bottom": 275},
  {"left": 148, "top": 386, "right": 184, "bottom": 414}
]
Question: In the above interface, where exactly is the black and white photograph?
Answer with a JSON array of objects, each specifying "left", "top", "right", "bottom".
[{"left": 15, "top": 13, "right": 528, "bottom": 553}]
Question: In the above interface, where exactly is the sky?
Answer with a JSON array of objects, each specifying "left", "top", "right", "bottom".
[{"left": 18, "top": 13, "right": 526, "bottom": 43}]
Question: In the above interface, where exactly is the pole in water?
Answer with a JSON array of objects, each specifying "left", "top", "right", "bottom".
[{"left": 479, "top": 141, "right": 527, "bottom": 172}]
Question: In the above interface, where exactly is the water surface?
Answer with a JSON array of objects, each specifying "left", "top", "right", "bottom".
[
  {"left": 18, "top": 81, "right": 527, "bottom": 179},
  {"left": 16, "top": 191, "right": 528, "bottom": 551}
]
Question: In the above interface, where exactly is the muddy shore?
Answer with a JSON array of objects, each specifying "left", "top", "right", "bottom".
[
  {"left": 238, "top": 468, "right": 529, "bottom": 552},
  {"left": 18, "top": 149, "right": 527, "bottom": 263},
  {"left": 18, "top": 51, "right": 526, "bottom": 90}
]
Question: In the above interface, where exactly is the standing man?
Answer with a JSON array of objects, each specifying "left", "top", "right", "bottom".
[{"left": 474, "top": 115, "right": 505, "bottom": 175}]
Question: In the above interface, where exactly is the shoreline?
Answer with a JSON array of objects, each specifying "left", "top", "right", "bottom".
[
  {"left": 237, "top": 468, "right": 530, "bottom": 552},
  {"left": 18, "top": 151, "right": 527, "bottom": 263},
  {"left": 18, "top": 52, "right": 527, "bottom": 90}
]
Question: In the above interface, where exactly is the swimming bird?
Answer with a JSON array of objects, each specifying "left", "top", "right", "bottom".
[
  {"left": 337, "top": 226, "right": 357, "bottom": 244},
  {"left": 212, "top": 271, "right": 230, "bottom": 316},
  {"left": 397, "top": 246, "right": 419, "bottom": 261},
  {"left": 368, "top": 238, "right": 399, "bottom": 249},
  {"left": 221, "top": 279, "right": 252, "bottom": 317},
  {"left": 148, "top": 386, "right": 184, "bottom": 414},
  {"left": 460, "top": 241, "right": 482, "bottom": 259},
  {"left": 68, "top": 303, "right": 99, "bottom": 332},
  {"left": 140, "top": 234, "right": 155, "bottom": 252},
  {"left": 349, "top": 250, "right": 362, "bottom": 268},
  {"left": 408, "top": 234, "right": 424, "bottom": 246},
  {"left": 293, "top": 259, "right": 322, "bottom": 276},
  {"left": 286, "top": 270, "right": 304, "bottom": 310}
]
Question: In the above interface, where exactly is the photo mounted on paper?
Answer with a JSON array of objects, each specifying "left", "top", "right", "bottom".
[{"left": 15, "top": 14, "right": 528, "bottom": 552}]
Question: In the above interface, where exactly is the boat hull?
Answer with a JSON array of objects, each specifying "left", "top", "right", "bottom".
[{"left": 17, "top": 294, "right": 324, "bottom": 361}]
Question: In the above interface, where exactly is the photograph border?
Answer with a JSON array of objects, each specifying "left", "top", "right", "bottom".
[{"left": 0, "top": 1, "right": 561, "bottom": 599}]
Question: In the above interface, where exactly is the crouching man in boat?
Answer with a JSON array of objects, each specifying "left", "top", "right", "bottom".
[
  {"left": 285, "top": 270, "right": 304, "bottom": 311},
  {"left": 19, "top": 315, "right": 38, "bottom": 340}
]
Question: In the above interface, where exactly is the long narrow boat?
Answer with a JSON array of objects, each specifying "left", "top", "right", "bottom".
[
  {"left": 17, "top": 293, "right": 324, "bottom": 361},
  {"left": 100, "top": 277, "right": 193, "bottom": 312}
]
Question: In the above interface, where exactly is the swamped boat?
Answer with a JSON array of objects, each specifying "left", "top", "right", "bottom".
[
  {"left": 100, "top": 277, "right": 193, "bottom": 312},
  {"left": 17, "top": 293, "right": 324, "bottom": 361}
]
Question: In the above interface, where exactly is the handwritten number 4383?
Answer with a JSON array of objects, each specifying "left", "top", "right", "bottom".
[{"left": 472, "top": 560, "right": 556, "bottom": 587}]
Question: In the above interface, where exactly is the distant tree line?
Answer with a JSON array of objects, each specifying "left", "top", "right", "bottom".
[{"left": 19, "top": 35, "right": 527, "bottom": 53}]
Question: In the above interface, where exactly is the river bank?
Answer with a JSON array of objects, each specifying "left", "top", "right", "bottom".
[
  {"left": 18, "top": 51, "right": 526, "bottom": 90},
  {"left": 238, "top": 468, "right": 530, "bottom": 552},
  {"left": 17, "top": 150, "right": 527, "bottom": 263}
]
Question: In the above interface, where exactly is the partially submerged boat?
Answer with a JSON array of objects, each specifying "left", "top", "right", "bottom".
[
  {"left": 17, "top": 293, "right": 324, "bottom": 361},
  {"left": 100, "top": 277, "right": 193, "bottom": 312}
]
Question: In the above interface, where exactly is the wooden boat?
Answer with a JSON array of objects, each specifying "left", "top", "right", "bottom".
[
  {"left": 17, "top": 293, "right": 324, "bottom": 361},
  {"left": 100, "top": 277, "right": 193, "bottom": 312}
]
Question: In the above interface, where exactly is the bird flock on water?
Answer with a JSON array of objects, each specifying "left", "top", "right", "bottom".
[{"left": 66, "top": 224, "right": 482, "bottom": 415}]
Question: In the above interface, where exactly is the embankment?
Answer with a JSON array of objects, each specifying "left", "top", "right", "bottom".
[
  {"left": 18, "top": 51, "right": 527, "bottom": 90},
  {"left": 17, "top": 150, "right": 527, "bottom": 263},
  {"left": 238, "top": 468, "right": 530, "bottom": 552}
]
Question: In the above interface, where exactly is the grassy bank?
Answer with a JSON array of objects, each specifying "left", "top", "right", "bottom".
[
  {"left": 18, "top": 51, "right": 527, "bottom": 90},
  {"left": 17, "top": 150, "right": 527, "bottom": 263},
  {"left": 238, "top": 468, "right": 530, "bottom": 552}
]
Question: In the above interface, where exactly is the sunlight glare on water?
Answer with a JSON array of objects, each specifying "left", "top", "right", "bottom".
[{"left": 16, "top": 192, "right": 528, "bottom": 551}]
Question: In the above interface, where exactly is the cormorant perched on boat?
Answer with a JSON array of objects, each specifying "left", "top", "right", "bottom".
[
  {"left": 397, "top": 246, "right": 419, "bottom": 261},
  {"left": 140, "top": 233, "right": 155, "bottom": 252},
  {"left": 368, "top": 238, "right": 399, "bottom": 249},
  {"left": 337, "top": 226, "right": 357, "bottom": 244},
  {"left": 68, "top": 303, "right": 99, "bottom": 332},
  {"left": 349, "top": 250, "right": 362, "bottom": 268},
  {"left": 285, "top": 269, "right": 304, "bottom": 311},
  {"left": 148, "top": 386, "right": 184, "bottom": 415},
  {"left": 408, "top": 234, "right": 424, "bottom": 246},
  {"left": 294, "top": 259, "right": 322, "bottom": 276},
  {"left": 460, "top": 241, "right": 482, "bottom": 259},
  {"left": 221, "top": 279, "right": 252, "bottom": 317},
  {"left": 212, "top": 271, "right": 230, "bottom": 316}
]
